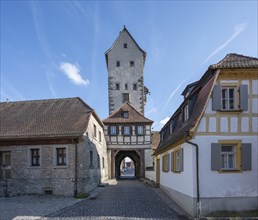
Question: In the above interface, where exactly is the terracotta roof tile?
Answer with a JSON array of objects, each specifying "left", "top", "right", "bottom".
[
  {"left": 210, "top": 53, "right": 258, "bottom": 69},
  {"left": 103, "top": 102, "right": 153, "bottom": 124},
  {"left": 0, "top": 97, "right": 93, "bottom": 140}
]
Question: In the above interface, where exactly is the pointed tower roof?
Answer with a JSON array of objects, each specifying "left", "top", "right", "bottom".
[
  {"left": 103, "top": 102, "right": 153, "bottom": 124},
  {"left": 105, "top": 26, "right": 146, "bottom": 68}
]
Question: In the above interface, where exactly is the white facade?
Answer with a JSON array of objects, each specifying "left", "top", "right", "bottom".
[
  {"left": 106, "top": 28, "right": 146, "bottom": 115},
  {"left": 157, "top": 73, "right": 258, "bottom": 216}
]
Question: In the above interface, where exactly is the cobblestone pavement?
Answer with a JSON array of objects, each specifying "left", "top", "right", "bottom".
[
  {"left": 45, "top": 179, "right": 190, "bottom": 220},
  {"left": 0, "top": 179, "right": 190, "bottom": 220}
]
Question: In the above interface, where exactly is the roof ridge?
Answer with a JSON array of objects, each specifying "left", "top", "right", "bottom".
[{"left": 0, "top": 97, "right": 80, "bottom": 104}]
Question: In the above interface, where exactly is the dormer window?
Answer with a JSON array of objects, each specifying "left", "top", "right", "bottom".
[
  {"left": 123, "top": 43, "right": 127, "bottom": 48},
  {"left": 123, "top": 111, "right": 129, "bottom": 118},
  {"left": 169, "top": 122, "right": 173, "bottom": 134},
  {"left": 130, "top": 61, "right": 135, "bottom": 67},
  {"left": 183, "top": 105, "right": 189, "bottom": 121},
  {"left": 160, "top": 132, "right": 164, "bottom": 142}
]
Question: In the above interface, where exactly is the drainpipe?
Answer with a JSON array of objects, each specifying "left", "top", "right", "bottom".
[
  {"left": 73, "top": 138, "right": 78, "bottom": 198},
  {"left": 185, "top": 132, "right": 200, "bottom": 218}
]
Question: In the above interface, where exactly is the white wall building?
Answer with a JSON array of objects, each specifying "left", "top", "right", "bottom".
[{"left": 154, "top": 54, "right": 258, "bottom": 217}]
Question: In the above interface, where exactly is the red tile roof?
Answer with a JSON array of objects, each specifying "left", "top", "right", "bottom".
[
  {"left": 103, "top": 102, "right": 153, "bottom": 124},
  {"left": 0, "top": 97, "right": 94, "bottom": 140}
]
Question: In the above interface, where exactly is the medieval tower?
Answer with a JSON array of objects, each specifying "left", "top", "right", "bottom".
[
  {"left": 105, "top": 26, "right": 149, "bottom": 115},
  {"left": 103, "top": 27, "right": 153, "bottom": 179}
]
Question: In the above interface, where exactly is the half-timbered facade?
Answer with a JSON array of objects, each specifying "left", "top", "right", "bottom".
[
  {"left": 103, "top": 102, "right": 153, "bottom": 178},
  {"left": 154, "top": 53, "right": 258, "bottom": 217}
]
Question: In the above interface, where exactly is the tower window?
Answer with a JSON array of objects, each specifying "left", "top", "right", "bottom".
[
  {"left": 123, "top": 43, "right": 127, "bottom": 48},
  {"left": 122, "top": 93, "right": 129, "bottom": 103},
  {"left": 115, "top": 83, "right": 120, "bottom": 90},
  {"left": 133, "top": 83, "right": 137, "bottom": 90},
  {"left": 130, "top": 61, "right": 135, "bottom": 67},
  {"left": 125, "top": 83, "right": 128, "bottom": 90},
  {"left": 116, "top": 61, "right": 120, "bottom": 67}
]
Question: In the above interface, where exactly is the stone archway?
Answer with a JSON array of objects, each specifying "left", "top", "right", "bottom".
[{"left": 111, "top": 149, "right": 144, "bottom": 179}]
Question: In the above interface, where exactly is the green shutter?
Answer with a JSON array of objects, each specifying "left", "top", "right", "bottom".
[
  {"left": 241, "top": 143, "right": 252, "bottom": 171},
  {"left": 212, "top": 85, "right": 221, "bottom": 111},
  {"left": 211, "top": 143, "right": 221, "bottom": 170},
  {"left": 239, "top": 85, "right": 248, "bottom": 111}
]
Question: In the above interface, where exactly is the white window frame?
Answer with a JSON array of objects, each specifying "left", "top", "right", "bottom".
[
  {"left": 137, "top": 125, "right": 144, "bottom": 135},
  {"left": 169, "top": 122, "right": 173, "bottom": 134},
  {"left": 221, "top": 87, "right": 236, "bottom": 110},
  {"left": 183, "top": 105, "right": 189, "bottom": 121},
  {"left": 123, "top": 126, "right": 130, "bottom": 136},
  {"left": 110, "top": 126, "right": 117, "bottom": 135},
  {"left": 221, "top": 144, "right": 237, "bottom": 170}
]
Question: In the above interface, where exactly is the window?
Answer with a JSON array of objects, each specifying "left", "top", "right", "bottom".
[
  {"left": 136, "top": 125, "right": 144, "bottom": 135},
  {"left": 212, "top": 85, "right": 248, "bottom": 111},
  {"left": 115, "top": 83, "right": 120, "bottom": 90},
  {"left": 221, "top": 87, "right": 236, "bottom": 110},
  {"left": 99, "top": 130, "right": 101, "bottom": 142},
  {"left": 171, "top": 149, "right": 183, "bottom": 172},
  {"left": 57, "top": 148, "right": 66, "bottom": 166},
  {"left": 110, "top": 125, "right": 117, "bottom": 135},
  {"left": 90, "top": 150, "right": 93, "bottom": 167},
  {"left": 123, "top": 43, "right": 127, "bottom": 48},
  {"left": 130, "top": 61, "right": 135, "bottom": 67},
  {"left": 123, "top": 126, "right": 131, "bottom": 135},
  {"left": 211, "top": 141, "right": 252, "bottom": 172},
  {"left": 162, "top": 154, "right": 170, "bottom": 172},
  {"left": 116, "top": 61, "right": 120, "bottom": 67},
  {"left": 102, "top": 157, "right": 105, "bottom": 168},
  {"left": 94, "top": 124, "right": 97, "bottom": 138},
  {"left": 133, "top": 83, "right": 137, "bottom": 90},
  {"left": 122, "top": 93, "right": 129, "bottom": 103},
  {"left": 169, "top": 122, "right": 173, "bottom": 135},
  {"left": 183, "top": 105, "right": 189, "bottom": 121},
  {"left": 125, "top": 83, "right": 128, "bottom": 90},
  {"left": 123, "top": 111, "right": 129, "bottom": 118},
  {"left": 221, "top": 145, "right": 236, "bottom": 170},
  {"left": 31, "top": 149, "right": 40, "bottom": 166}
]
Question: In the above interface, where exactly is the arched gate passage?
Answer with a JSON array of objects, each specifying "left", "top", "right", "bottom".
[{"left": 111, "top": 149, "right": 145, "bottom": 179}]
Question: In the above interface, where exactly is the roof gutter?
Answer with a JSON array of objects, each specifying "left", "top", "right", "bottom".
[{"left": 185, "top": 131, "right": 200, "bottom": 218}]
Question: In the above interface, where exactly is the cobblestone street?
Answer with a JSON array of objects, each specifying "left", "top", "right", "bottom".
[
  {"left": 0, "top": 179, "right": 190, "bottom": 220},
  {"left": 45, "top": 179, "right": 189, "bottom": 220}
]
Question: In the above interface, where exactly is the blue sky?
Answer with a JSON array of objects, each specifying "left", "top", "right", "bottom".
[{"left": 1, "top": 1, "right": 257, "bottom": 130}]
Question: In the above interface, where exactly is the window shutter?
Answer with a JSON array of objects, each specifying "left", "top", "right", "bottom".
[
  {"left": 180, "top": 148, "right": 184, "bottom": 172},
  {"left": 171, "top": 152, "right": 174, "bottom": 172},
  {"left": 130, "top": 126, "right": 132, "bottom": 135},
  {"left": 241, "top": 143, "right": 252, "bottom": 171},
  {"left": 211, "top": 143, "right": 221, "bottom": 170},
  {"left": 239, "top": 85, "right": 248, "bottom": 111},
  {"left": 108, "top": 126, "right": 111, "bottom": 135},
  {"left": 212, "top": 85, "right": 221, "bottom": 111},
  {"left": 167, "top": 154, "right": 170, "bottom": 172},
  {"left": 116, "top": 126, "right": 119, "bottom": 135}
]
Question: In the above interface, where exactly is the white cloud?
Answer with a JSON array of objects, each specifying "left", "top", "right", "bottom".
[
  {"left": 202, "top": 22, "right": 247, "bottom": 65},
  {"left": 59, "top": 62, "right": 89, "bottom": 86},
  {"left": 160, "top": 116, "right": 170, "bottom": 127}
]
